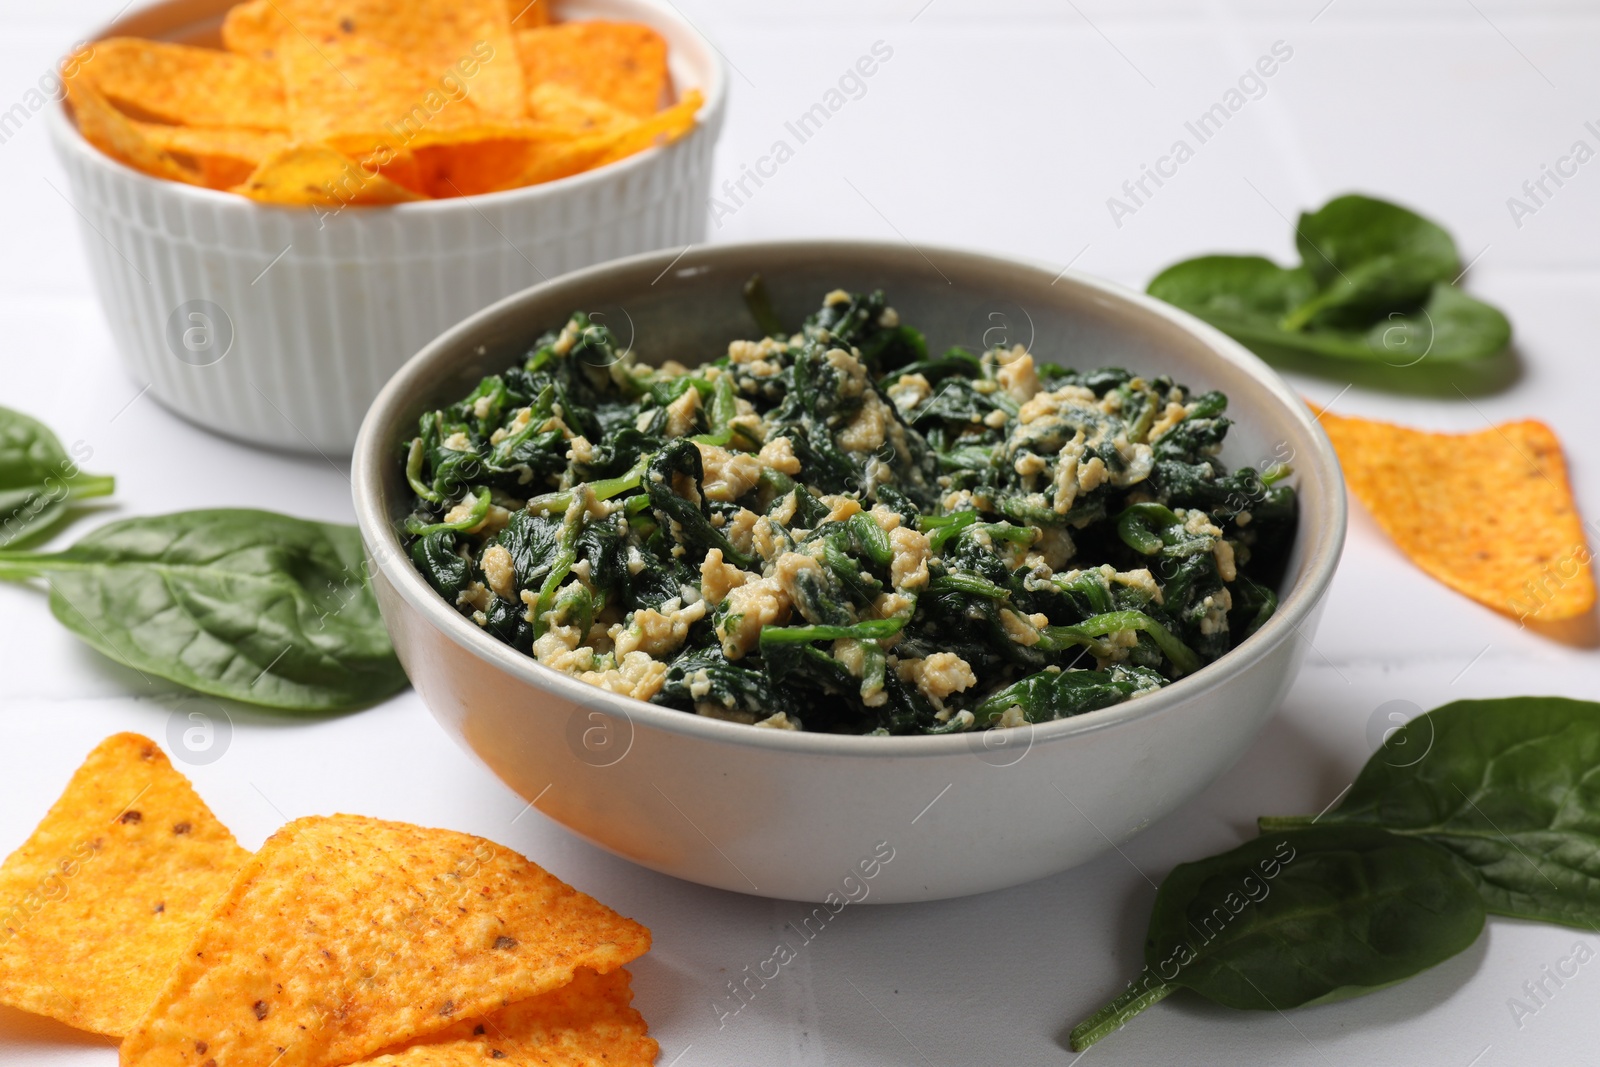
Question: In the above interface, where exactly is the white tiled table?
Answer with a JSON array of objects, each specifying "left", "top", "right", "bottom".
[{"left": 2, "top": 2, "right": 1597, "bottom": 1064}]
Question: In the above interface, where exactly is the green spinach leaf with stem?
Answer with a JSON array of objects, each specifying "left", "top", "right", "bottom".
[
  {"left": 1148, "top": 194, "right": 1511, "bottom": 365},
  {"left": 1261, "top": 697, "right": 1600, "bottom": 930},
  {"left": 0, "top": 509, "right": 406, "bottom": 712},
  {"left": 1070, "top": 826, "right": 1485, "bottom": 1051},
  {"left": 0, "top": 405, "right": 115, "bottom": 548}
]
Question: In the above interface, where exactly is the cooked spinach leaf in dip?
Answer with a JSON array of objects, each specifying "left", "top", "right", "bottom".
[{"left": 399, "top": 284, "right": 1297, "bottom": 734}]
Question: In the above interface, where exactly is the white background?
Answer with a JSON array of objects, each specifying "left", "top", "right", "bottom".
[{"left": 3, "top": 1, "right": 1599, "bottom": 1064}]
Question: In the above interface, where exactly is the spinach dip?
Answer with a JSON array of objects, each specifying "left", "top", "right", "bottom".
[{"left": 400, "top": 284, "right": 1297, "bottom": 734}]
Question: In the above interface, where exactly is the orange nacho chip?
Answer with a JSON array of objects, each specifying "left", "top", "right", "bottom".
[
  {"left": 234, "top": 143, "right": 427, "bottom": 205},
  {"left": 525, "top": 82, "right": 635, "bottom": 135},
  {"left": 275, "top": 0, "right": 525, "bottom": 139},
  {"left": 515, "top": 21, "right": 670, "bottom": 117},
  {"left": 221, "top": 0, "right": 284, "bottom": 61},
  {"left": 119, "top": 813, "right": 651, "bottom": 1067},
  {"left": 279, "top": 31, "right": 494, "bottom": 148},
  {"left": 413, "top": 136, "right": 552, "bottom": 198},
  {"left": 417, "top": 88, "right": 699, "bottom": 197},
  {"left": 227, "top": 0, "right": 549, "bottom": 77},
  {"left": 0, "top": 734, "right": 249, "bottom": 1038},
  {"left": 360, "top": 969, "right": 657, "bottom": 1066},
  {"left": 132, "top": 123, "right": 289, "bottom": 189},
  {"left": 1318, "top": 408, "right": 1595, "bottom": 622},
  {"left": 402, "top": 82, "right": 630, "bottom": 196},
  {"left": 83, "top": 38, "right": 287, "bottom": 129},
  {"left": 592, "top": 88, "right": 701, "bottom": 166},
  {"left": 65, "top": 75, "right": 204, "bottom": 185}
]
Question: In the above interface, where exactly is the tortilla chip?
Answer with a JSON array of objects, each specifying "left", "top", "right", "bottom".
[
  {"left": 64, "top": 75, "right": 204, "bottom": 185},
  {"left": 1318, "top": 408, "right": 1595, "bottom": 622},
  {"left": 82, "top": 38, "right": 286, "bottom": 129},
  {"left": 416, "top": 88, "right": 696, "bottom": 198},
  {"left": 132, "top": 123, "right": 289, "bottom": 189},
  {"left": 525, "top": 82, "right": 634, "bottom": 135},
  {"left": 410, "top": 119, "right": 600, "bottom": 196},
  {"left": 410, "top": 87, "right": 688, "bottom": 198},
  {"left": 414, "top": 136, "right": 546, "bottom": 198},
  {"left": 361, "top": 146, "right": 429, "bottom": 195},
  {"left": 119, "top": 814, "right": 651, "bottom": 1067},
  {"left": 221, "top": 0, "right": 285, "bottom": 61},
  {"left": 234, "top": 143, "right": 427, "bottom": 205},
  {"left": 275, "top": 0, "right": 525, "bottom": 133},
  {"left": 359, "top": 969, "right": 657, "bottom": 1065},
  {"left": 0, "top": 734, "right": 249, "bottom": 1038},
  {"left": 592, "top": 89, "right": 701, "bottom": 166},
  {"left": 409, "top": 85, "right": 691, "bottom": 198},
  {"left": 279, "top": 30, "right": 499, "bottom": 150},
  {"left": 466, "top": 88, "right": 699, "bottom": 192},
  {"left": 515, "top": 22, "right": 669, "bottom": 117}
]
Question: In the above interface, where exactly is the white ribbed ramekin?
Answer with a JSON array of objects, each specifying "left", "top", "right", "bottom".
[{"left": 49, "top": 0, "right": 725, "bottom": 454}]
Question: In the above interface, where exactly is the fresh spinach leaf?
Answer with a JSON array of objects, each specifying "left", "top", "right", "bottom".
[
  {"left": 0, "top": 509, "right": 406, "bottom": 712},
  {"left": 1070, "top": 826, "right": 1485, "bottom": 1051},
  {"left": 1148, "top": 194, "right": 1511, "bottom": 365},
  {"left": 1262, "top": 697, "right": 1600, "bottom": 930},
  {"left": 0, "top": 405, "right": 114, "bottom": 548},
  {"left": 1287, "top": 194, "right": 1460, "bottom": 328}
]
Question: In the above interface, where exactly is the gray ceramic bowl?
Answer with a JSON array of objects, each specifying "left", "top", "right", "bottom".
[{"left": 352, "top": 240, "right": 1346, "bottom": 903}]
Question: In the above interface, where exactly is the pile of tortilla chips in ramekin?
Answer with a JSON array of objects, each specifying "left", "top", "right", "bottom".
[
  {"left": 0, "top": 734, "right": 658, "bottom": 1066},
  {"left": 62, "top": 0, "right": 703, "bottom": 206}
]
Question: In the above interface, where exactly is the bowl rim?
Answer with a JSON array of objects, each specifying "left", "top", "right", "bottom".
[
  {"left": 352, "top": 238, "right": 1348, "bottom": 758},
  {"left": 46, "top": 0, "right": 728, "bottom": 216}
]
